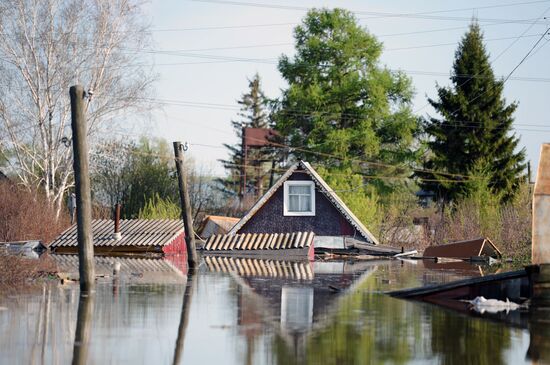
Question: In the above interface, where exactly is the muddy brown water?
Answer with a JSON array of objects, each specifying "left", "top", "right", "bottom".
[{"left": 0, "top": 256, "right": 548, "bottom": 364}]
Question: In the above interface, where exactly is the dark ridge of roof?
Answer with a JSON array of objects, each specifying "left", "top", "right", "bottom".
[
  {"left": 203, "top": 231, "right": 314, "bottom": 251},
  {"left": 49, "top": 219, "right": 184, "bottom": 248},
  {"left": 228, "top": 161, "right": 378, "bottom": 244}
]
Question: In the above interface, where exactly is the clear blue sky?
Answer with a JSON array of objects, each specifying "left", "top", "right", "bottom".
[{"left": 139, "top": 0, "right": 550, "bottom": 177}]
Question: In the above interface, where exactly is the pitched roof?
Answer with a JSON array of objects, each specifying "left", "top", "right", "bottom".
[
  {"left": 197, "top": 215, "right": 239, "bottom": 238},
  {"left": 49, "top": 219, "right": 184, "bottom": 248},
  {"left": 423, "top": 237, "right": 502, "bottom": 259},
  {"left": 228, "top": 161, "right": 379, "bottom": 244}
]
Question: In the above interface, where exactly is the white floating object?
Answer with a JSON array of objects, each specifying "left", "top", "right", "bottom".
[{"left": 469, "top": 296, "right": 520, "bottom": 314}]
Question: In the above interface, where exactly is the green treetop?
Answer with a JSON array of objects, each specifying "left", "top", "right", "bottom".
[
  {"left": 273, "top": 8, "right": 420, "bottom": 192},
  {"left": 420, "top": 22, "right": 526, "bottom": 202}
]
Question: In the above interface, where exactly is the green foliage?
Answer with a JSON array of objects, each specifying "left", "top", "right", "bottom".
[
  {"left": 435, "top": 180, "right": 532, "bottom": 261},
  {"left": 317, "top": 166, "right": 382, "bottom": 236},
  {"left": 123, "top": 137, "right": 179, "bottom": 218},
  {"left": 273, "top": 8, "right": 420, "bottom": 192},
  {"left": 138, "top": 193, "right": 180, "bottom": 219},
  {"left": 421, "top": 22, "right": 526, "bottom": 202}
]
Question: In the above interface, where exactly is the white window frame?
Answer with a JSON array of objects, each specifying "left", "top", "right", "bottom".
[{"left": 283, "top": 181, "right": 316, "bottom": 216}]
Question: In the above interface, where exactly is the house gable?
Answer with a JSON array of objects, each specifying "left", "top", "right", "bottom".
[{"left": 229, "top": 161, "right": 378, "bottom": 244}]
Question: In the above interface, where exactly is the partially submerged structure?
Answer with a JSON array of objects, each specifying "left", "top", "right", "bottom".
[
  {"left": 203, "top": 231, "right": 315, "bottom": 259},
  {"left": 197, "top": 215, "right": 239, "bottom": 238},
  {"left": 49, "top": 219, "right": 186, "bottom": 255},
  {"left": 423, "top": 237, "right": 502, "bottom": 260},
  {"left": 227, "top": 161, "right": 377, "bottom": 249}
]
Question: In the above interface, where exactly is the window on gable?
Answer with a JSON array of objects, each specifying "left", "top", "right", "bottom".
[{"left": 283, "top": 181, "right": 315, "bottom": 216}]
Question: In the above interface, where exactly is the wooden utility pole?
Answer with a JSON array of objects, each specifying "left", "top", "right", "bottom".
[
  {"left": 241, "top": 124, "right": 247, "bottom": 199},
  {"left": 70, "top": 85, "right": 95, "bottom": 292},
  {"left": 173, "top": 141, "right": 198, "bottom": 266}
]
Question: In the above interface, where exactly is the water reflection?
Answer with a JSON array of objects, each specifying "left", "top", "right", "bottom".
[
  {"left": 0, "top": 256, "right": 546, "bottom": 364},
  {"left": 72, "top": 293, "right": 94, "bottom": 365},
  {"left": 172, "top": 269, "right": 196, "bottom": 365}
]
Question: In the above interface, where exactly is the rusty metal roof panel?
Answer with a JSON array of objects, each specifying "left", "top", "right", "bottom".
[
  {"left": 423, "top": 237, "right": 502, "bottom": 259},
  {"left": 203, "top": 231, "right": 314, "bottom": 251},
  {"left": 49, "top": 219, "right": 184, "bottom": 248}
]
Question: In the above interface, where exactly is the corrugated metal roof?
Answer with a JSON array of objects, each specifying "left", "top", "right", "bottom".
[
  {"left": 204, "top": 256, "right": 314, "bottom": 280},
  {"left": 423, "top": 237, "right": 502, "bottom": 259},
  {"left": 228, "top": 161, "right": 379, "bottom": 244},
  {"left": 203, "top": 231, "right": 314, "bottom": 251},
  {"left": 49, "top": 219, "right": 184, "bottom": 248}
]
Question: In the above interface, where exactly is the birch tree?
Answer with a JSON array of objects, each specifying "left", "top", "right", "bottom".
[{"left": 0, "top": 0, "right": 154, "bottom": 217}]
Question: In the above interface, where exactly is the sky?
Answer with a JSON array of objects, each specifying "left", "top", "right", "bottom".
[{"left": 133, "top": 0, "right": 550, "bottom": 177}]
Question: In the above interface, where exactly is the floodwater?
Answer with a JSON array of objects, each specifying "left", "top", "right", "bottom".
[{"left": 0, "top": 255, "right": 548, "bottom": 365}]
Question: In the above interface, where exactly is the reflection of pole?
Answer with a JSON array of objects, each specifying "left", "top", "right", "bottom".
[
  {"left": 173, "top": 142, "right": 198, "bottom": 267},
  {"left": 71, "top": 293, "right": 95, "bottom": 365},
  {"left": 70, "top": 85, "right": 95, "bottom": 292},
  {"left": 172, "top": 269, "right": 197, "bottom": 365}
]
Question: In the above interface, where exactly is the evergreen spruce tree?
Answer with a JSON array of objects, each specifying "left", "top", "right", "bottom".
[
  {"left": 420, "top": 22, "right": 526, "bottom": 202},
  {"left": 218, "top": 74, "right": 273, "bottom": 202}
]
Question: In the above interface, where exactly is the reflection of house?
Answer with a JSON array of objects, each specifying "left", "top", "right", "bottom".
[
  {"left": 225, "top": 259, "right": 378, "bottom": 360},
  {"left": 228, "top": 161, "right": 378, "bottom": 249},
  {"left": 197, "top": 215, "right": 239, "bottom": 238},
  {"left": 49, "top": 219, "right": 186, "bottom": 254}
]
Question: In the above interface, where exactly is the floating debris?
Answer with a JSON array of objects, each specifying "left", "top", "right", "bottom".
[{"left": 467, "top": 296, "right": 521, "bottom": 314}]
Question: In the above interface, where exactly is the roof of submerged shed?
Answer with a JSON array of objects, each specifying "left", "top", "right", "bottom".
[{"left": 49, "top": 219, "right": 184, "bottom": 248}]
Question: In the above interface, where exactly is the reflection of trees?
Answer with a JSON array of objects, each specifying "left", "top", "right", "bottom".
[
  {"left": 430, "top": 309, "right": 512, "bottom": 365},
  {"left": 272, "top": 274, "right": 421, "bottom": 365},
  {"left": 271, "top": 267, "right": 514, "bottom": 365}
]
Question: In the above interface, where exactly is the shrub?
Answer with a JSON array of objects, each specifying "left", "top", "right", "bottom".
[
  {"left": 138, "top": 193, "right": 181, "bottom": 219},
  {"left": 0, "top": 182, "right": 70, "bottom": 244}
]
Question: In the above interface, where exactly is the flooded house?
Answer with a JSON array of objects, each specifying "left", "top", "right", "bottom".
[
  {"left": 203, "top": 161, "right": 379, "bottom": 257},
  {"left": 49, "top": 218, "right": 186, "bottom": 255}
]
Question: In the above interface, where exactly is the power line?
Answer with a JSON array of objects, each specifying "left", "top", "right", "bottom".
[
  {"left": 192, "top": 0, "right": 550, "bottom": 24},
  {"left": 140, "top": 97, "right": 550, "bottom": 132}
]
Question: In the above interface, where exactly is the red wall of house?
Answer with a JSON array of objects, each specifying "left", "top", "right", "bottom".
[{"left": 162, "top": 232, "right": 187, "bottom": 255}]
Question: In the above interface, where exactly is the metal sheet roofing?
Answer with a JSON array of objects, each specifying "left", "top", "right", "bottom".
[
  {"left": 423, "top": 237, "right": 502, "bottom": 259},
  {"left": 204, "top": 231, "right": 314, "bottom": 251},
  {"left": 204, "top": 256, "right": 314, "bottom": 280},
  {"left": 49, "top": 219, "right": 184, "bottom": 248},
  {"left": 228, "top": 161, "right": 379, "bottom": 244}
]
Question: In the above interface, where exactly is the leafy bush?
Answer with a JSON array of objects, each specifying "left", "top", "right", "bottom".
[{"left": 138, "top": 194, "right": 181, "bottom": 219}]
